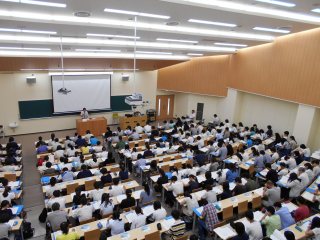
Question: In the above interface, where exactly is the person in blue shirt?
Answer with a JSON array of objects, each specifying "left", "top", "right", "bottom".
[
  {"left": 75, "top": 135, "right": 86, "bottom": 147},
  {"left": 119, "top": 166, "right": 129, "bottom": 180},
  {"left": 246, "top": 135, "right": 253, "bottom": 148},
  {"left": 274, "top": 202, "right": 295, "bottom": 229},
  {"left": 77, "top": 164, "right": 93, "bottom": 179},
  {"left": 89, "top": 136, "right": 98, "bottom": 146},
  {"left": 226, "top": 163, "right": 239, "bottom": 182},
  {"left": 60, "top": 167, "right": 74, "bottom": 182},
  {"left": 37, "top": 142, "right": 48, "bottom": 154}
]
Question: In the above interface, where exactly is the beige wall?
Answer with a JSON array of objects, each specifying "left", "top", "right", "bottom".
[{"left": 0, "top": 71, "right": 157, "bottom": 135}]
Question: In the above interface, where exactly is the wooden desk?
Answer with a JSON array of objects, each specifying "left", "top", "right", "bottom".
[
  {"left": 76, "top": 117, "right": 107, "bottom": 136},
  {"left": 119, "top": 116, "right": 147, "bottom": 129}
]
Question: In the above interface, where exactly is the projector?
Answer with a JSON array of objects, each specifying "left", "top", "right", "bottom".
[
  {"left": 58, "top": 87, "right": 71, "bottom": 94},
  {"left": 125, "top": 93, "right": 143, "bottom": 106}
]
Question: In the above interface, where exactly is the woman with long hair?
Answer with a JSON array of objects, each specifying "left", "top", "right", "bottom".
[{"left": 140, "top": 183, "right": 154, "bottom": 205}]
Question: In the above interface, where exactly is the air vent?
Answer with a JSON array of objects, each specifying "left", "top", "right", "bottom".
[
  {"left": 166, "top": 21, "right": 180, "bottom": 26},
  {"left": 74, "top": 11, "right": 91, "bottom": 17},
  {"left": 278, "top": 26, "right": 292, "bottom": 31}
]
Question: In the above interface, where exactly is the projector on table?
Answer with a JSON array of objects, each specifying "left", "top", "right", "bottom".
[
  {"left": 58, "top": 87, "right": 71, "bottom": 94},
  {"left": 125, "top": 93, "right": 143, "bottom": 106}
]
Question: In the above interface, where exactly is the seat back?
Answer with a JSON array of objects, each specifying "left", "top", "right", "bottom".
[
  {"left": 252, "top": 195, "right": 262, "bottom": 209},
  {"left": 66, "top": 182, "right": 79, "bottom": 195},
  {"left": 79, "top": 217, "right": 95, "bottom": 225},
  {"left": 160, "top": 165, "right": 170, "bottom": 172},
  {"left": 138, "top": 141, "right": 145, "bottom": 147},
  {"left": 141, "top": 134, "right": 148, "bottom": 139},
  {"left": 174, "top": 161, "right": 182, "bottom": 169},
  {"left": 145, "top": 231, "right": 161, "bottom": 240},
  {"left": 84, "top": 179, "right": 96, "bottom": 191},
  {"left": 110, "top": 167, "right": 120, "bottom": 173},
  {"left": 237, "top": 200, "right": 248, "bottom": 215},
  {"left": 174, "top": 155, "right": 182, "bottom": 160},
  {"left": 84, "top": 229, "right": 101, "bottom": 240},
  {"left": 162, "top": 156, "right": 171, "bottom": 162},
  {"left": 4, "top": 173, "right": 16, "bottom": 182},
  {"left": 222, "top": 205, "right": 233, "bottom": 221}
]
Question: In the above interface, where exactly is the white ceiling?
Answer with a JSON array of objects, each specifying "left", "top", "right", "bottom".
[{"left": 0, "top": 0, "right": 319, "bottom": 60}]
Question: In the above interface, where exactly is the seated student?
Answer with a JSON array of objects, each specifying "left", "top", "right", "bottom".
[
  {"left": 181, "top": 192, "right": 199, "bottom": 217},
  {"left": 277, "top": 162, "right": 289, "bottom": 178},
  {"left": 71, "top": 197, "right": 94, "bottom": 223},
  {"left": 287, "top": 173, "right": 303, "bottom": 198},
  {"left": 261, "top": 206, "right": 281, "bottom": 237},
  {"left": 0, "top": 200, "right": 13, "bottom": 223},
  {"left": 47, "top": 190, "right": 66, "bottom": 210},
  {"left": 298, "top": 167, "right": 310, "bottom": 188},
  {"left": 233, "top": 177, "right": 246, "bottom": 196},
  {"left": 46, "top": 177, "right": 59, "bottom": 198},
  {"left": 231, "top": 222, "right": 249, "bottom": 240},
  {"left": 109, "top": 178, "right": 125, "bottom": 197},
  {"left": 139, "top": 183, "right": 154, "bottom": 206},
  {"left": 200, "top": 171, "right": 215, "bottom": 188},
  {"left": 43, "top": 162, "right": 57, "bottom": 175},
  {"left": 265, "top": 163, "right": 278, "bottom": 184},
  {"left": 118, "top": 166, "right": 129, "bottom": 181},
  {"left": 77, "top": 164, "right": 93, "bottom": 179},
  {"left": 0, "top": 205, "right": 12, "bottom": 239},
  {"left": 198, "top": 199, "right": 219, "bottom": 240},
  {"left": 185, "top": 174, "right": 199, "bottom": 192},
  {"left": 104, "top": 211, "right": 125, "bottom": 236},
  {"left": 154, "top": 169, "right": 168, "bottom": 193},
  {"left": 100, "top": 168, "right": 112, "bottom": 185},
  {"left": 148, "top": 201, "right": 167, "bottom": 222},
  {"left": 270, "top": 147, "right": 280, "bottom": 162},
  {"left": 100, "top": 193, "right": 114, "bottom": 217},
  {"left": 0, "top": 187, "right": 15, "bottom": 205},
  {"left": 36, "top": 136, "right": 46, "bottom": 148},
  {"left": 274, "top": 202, "right": 295, "bottom": 229},
  {"left": 56, "top": 222, "right": 80, "bottom": 240},
  {"left": 304, "top": 162, "right": 314, "bottom": 183},
  {"left": 89, "top": 182, "right": 104, "bottom": 202},
  {"left": 201, "top": 184, "right": 217, "bottom": 204},
  {"left": 37, "top": 142, "right": 48, "bottom": 154},
  {"left": 243, "top": 172, "right": 259, "bottom": 192},
  {"left": 143, "top": 144, "right": 154, "bottom": 158},
  {"left": 164, "top": 210, "right": 186, "bottom": 240},
  {"left": 60, "top": 167, "right": 74, "bottom": 182},
  {"left": 120, "top": 189, "right": 136, "bottom": 209},
  {"left": 253, "top": 151, "right": 265, "bottom": 173},
  {"left": 305, "top": 216, "right": 320, "bottom": 239},
  {"left": 244, "top": 210, "right": 263, "bottom": 240},
  {"left": 210, "top": 141, "right": 228, "bottom": 160},
  {"left": 220, "top": 181, "right": 232, "bottom": 200},
  {"left": 313, "top": 159, "right": 320, "bottom": 177},
  {"left": 293, "top": 196, "right": 310, "bottom": 222},
  {"left": 134, "top": 154, "right": 146, "bottom": 175},
  {"left": 166, "top": 176, "right": 184, "bottom": 207},
  {"left": 300, "top": 144, "right": 311, "bottom": 161},
  {"left": 97, "top": 146, "right": 108, "bottom": 159},
  {"left": 262, "top": 181, "right": 281, "bottom": 207},
  {"left": 80, "top": 143, "right": 90, "bottom": 155},
  {"left": 89, "top": 135, "right": 98, "bottom": 146},
  {"left": 226, "top": 163, "right": 239, "bottom": 183},
  {"left": 6, "top": 137, "right": 20, "bottom": 153},
  {"left": 46, "top": 202, "right": 68, "bottom": 232},
  {"left": 75, "top": 135, "right": 86, "bottom": 148},
  {"left": 130, "top": 206, "right": 147, "bottom": 229},
  {"left": 293, "top": 150, "right": 303, "bottom": 166},
  {"left": 54, "top": 145, "right": 65, "bottom": 160},
  {"left": 72, "top": 187, "right": 85, "bottom": 206}
]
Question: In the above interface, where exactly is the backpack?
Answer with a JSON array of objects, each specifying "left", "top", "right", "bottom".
[
  {"left": 22, "top": 220, "right": 34, "bottom": 239},
  {"left": 38, "top": 207, "right": 47, "bottom": 223}
]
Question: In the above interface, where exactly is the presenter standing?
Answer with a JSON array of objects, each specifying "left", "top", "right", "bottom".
[{"left": 80, "top": 108, "right": 89, "bottom": 119}]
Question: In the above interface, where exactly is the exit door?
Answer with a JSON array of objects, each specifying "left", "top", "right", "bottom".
[{"left": 156, "top": 95, "right": 175, "bottom": 120}]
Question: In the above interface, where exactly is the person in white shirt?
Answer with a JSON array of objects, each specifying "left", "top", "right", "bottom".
[
  {"left": 212, "top": 114, "right": 220, "bottom": 126},
  {"left": 196, "top": 136, "right": 205, "bottom": 150},
  {"left": 201, "top": 185, "right": 217, "bottom": 203},
  {"left": 300, "top": 144, "right": 311, "bottom": 160},
  {"left": 54, "top": 145, "right": 65, "bottom": 159},
  {"left": 180, "top": 193, "right": 199, "bottom": 217},
  {"left": 64, "top": 136, "right": 75, "bottom": 149},
  {"left": 277, "top": 162, "right": 289, "bottom": 177},
  {"left": 188, "top": 110, "right": 196, "bottom": 120},
  {"left": 72, "top": 197, "right": 94, "bottom": 222},
  {"left": 298, "top": 167, "right": 310, "bottom": 188},
  {"left": 135, "top": 123, "right": 144, "bottom": 134},
  {"left": 100, "top": 193, "right": 114, "bottom": 217},
  {"left": 104, "top": 211, "right": 125, "bottom": 236},
  {"left": 80, "top": 108, "right": 89, "bottom": 119},
  {"left": 144, "top": 122, "right": 152, "bottom": 133},
  {"left": 90, "top": 182, "right": 104, "bottom": 202},
  {"left": 304, "top": 162, "right": 314, "bottom": 182},
  {"left": 245, "top": 210, "right": 263, "bottom": 240},
  {"left": 47, "top": 190, "right": 66, "bottom": 209},
  {"left": 281, "top": 156, "right": 296, "bottom": 170},
  {"left": 97, "top": 147, "right": 108, "bottom": 159},
  {"left": 287, "top": 173, "right": 303, "bottom": 198},
  {"left": 130, "top": 206, "right": 147, "bottom": 229},
  {"left": 149, "top": 201, "right": 167, "bottom": 222},
  {"left": 0, "top": 187, "right": 15, "bottom": 204},
  {"left": 108, "top": 178, "right": 125, "bottom": 197},
  {"left": 166, "top": 176, "right": 184, "bottom": 207},
  {"left": 186, "top": 133, "right": 194, "bottom": 145},
  {"left": 305, "top": 216, "right": 320, "bottom": 240},
  {"left": 65, "top": 145, "right": 76, "bottom": 157},
  {"left": 313, "top": 160, "right": 320, "bottom": 178}
]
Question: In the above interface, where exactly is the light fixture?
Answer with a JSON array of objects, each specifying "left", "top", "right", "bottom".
[
  {"left": 156, "top": 38, "right": 198, "bottom": 44},
  {"left": 49, "top": 72, "right": 114, "bottom": 76},
  {"left": 255, "top": 0, "right": 295, "bottom": 7},
  {"left": 214, "top": 42, "right": 248, "bottom": 47},
  {"left": 0, "top": 46, "right": 51, "bottom": 50},
  {"left": 160, "top": 0, "right": 320, "bottom": 24},
  {"left": 75, "top": 49, "right": 121, "bottom": 53},
  {"left": 0, "top": 28, "right": 56, "bottom": 35},
  {"left": 0, "top": 0, "right": 67, "bottom": 7},
  {"left": 253, "top": 27, "right": 290, "bottom": 33},
  {"left": 135, "top": 51, "right": 173, "bottom": 55},
  {"left": 21, "top": 68, "right": 140, "bottom": 71},
  {"left": 311, "top": 8, "right": 320, "bottom": 13},
  {"left": 104, "top": 8, "right": 170, "bottom": 19},
  {"left": 188, "top": 19, "right": 237, "bottom": 27},
  {"left": 0, "top": 10, "right": 274, "bottom": 41},
  {"left": 187, "top": 53, "right": 203, "bottom": 56},
  {"left": 86, "top": 33, "right": 140, "bottom": 39}
]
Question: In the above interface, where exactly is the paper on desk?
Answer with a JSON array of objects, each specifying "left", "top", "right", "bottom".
[
  {"left": 214, "top": 226, "right": 236, "bottom": 239},
  {"left": 282, "top": 203, "right": 298, "bottom": 212},
  {"left": 162, "top": 217, "right": 175, "bottom": 231},
  {"left": 254, "top": 188, "right": 263, "bottom": 196},
  {"left": 92, "top": 201, "right": 100, "bottom": 210},
  {"left": 8, "top": 181, "right": 20, "bottom": 187},
  {"left": 125, "top": 212, "right": 138, "bottom": 223},
  {"left": 7, "top": 220, "right": 17, "bottom": 227},
  {"left": 116, "top": 194, "right": 126, "bottom": 203},
  {"left": 300, "top": 220, "right": 311, "bottom": 232},
  {"left": 142, "top": 205, "right": 154, "bottom": 217},
  {"left": 10, "top": 206, "right": 18, "bottom": 215},
  {"left": 199, "top": 147, "right": 209, "bottom": 153},
  {"left": 253, "top": 211, "right": 265, "bottom": 221},
  {"left": 270, "top": 229, "right": 286, "bottom": 240}
]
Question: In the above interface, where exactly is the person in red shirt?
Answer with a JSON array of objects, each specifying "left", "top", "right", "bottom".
[{"left": 293, "top": 196, "right": 310, "bottom": 222}]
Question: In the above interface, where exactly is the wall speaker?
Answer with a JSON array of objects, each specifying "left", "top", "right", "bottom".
[
  {"left": 26, "top": 76, "right": 36, "bottom": 84},
  {"left": 122, "top": 75, "right": 129, "bottom": 81}
]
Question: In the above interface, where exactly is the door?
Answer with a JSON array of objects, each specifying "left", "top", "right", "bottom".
[
  {"left": 156, "top": 95, "right": 175, "bottom": 120},
  {"left": 196, "top": 103, "right": 204, "bottom": 121}
]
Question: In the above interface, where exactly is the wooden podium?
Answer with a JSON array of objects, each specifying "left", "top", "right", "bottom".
[
  {"left": 119, "top": 116, "right": 147, "bottom": 129},
  {"left": 76, "top": 117, "right": 107, "bottom": 136}
]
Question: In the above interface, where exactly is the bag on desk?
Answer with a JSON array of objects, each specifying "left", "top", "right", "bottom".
[
  {"left": 22, "top": 220, "right": 35, "bottom": 239},
  {"left": 38, "top": 207, "right": 47, "bottom": 223}
]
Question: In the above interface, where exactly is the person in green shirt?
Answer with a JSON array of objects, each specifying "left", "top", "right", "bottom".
[
  {"left": 115, "top": 136, "right": 126, "bottom": 150},
  {"left": 56, "top": 222, "right": 80, "bottom": 240},
  {"left": 261, "top": 206, "right": 281, "bottom": 237}
]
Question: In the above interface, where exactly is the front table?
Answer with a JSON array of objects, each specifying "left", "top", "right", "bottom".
[{"left": 76, "top": 117, "right": 107, "bottom": 136}]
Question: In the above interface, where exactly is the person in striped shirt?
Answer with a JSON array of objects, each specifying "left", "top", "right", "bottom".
[{"left": 164, "top": 210, "right": 186, "bottom": 240}]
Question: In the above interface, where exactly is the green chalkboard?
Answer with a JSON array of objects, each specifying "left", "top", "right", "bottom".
[{"left": 18, "top": 95, "right": 131, "bottom": 119}]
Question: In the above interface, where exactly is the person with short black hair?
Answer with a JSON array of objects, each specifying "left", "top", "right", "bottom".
[
  {"left": 109, "top": 178, "right": 125, "bottom": 197},
  {"left": 130, "top": 206, "right": 146, "bottom": 229},
  {"left": 165, "top": 210, "right": 186, "bottom": 240},
  {"left": 231, "top": 222, "right": 249, "bottom": 240},
  {"left": 293, "top": 196, "right": 310, "bottom": 222},
  {"left": 71, "top": 197, "right": 94, "bottom": 222},
  {"left": 284, "top": 231, "right": 296, "bottom": 240},
  {"left": 274, "top": 202, "right": 295, "bottom": 229},
  {"left": 233, "top": 177, "right": 246, "bottom": 196},
  {"left": 149, "top": 201, "right": 167, "bottom": 222},
  {"left": 198, "top": 199, "right": 219, "bottom": 240},
  {"left": 305, "top": 216, "right": 320, "bottom": 239},
  {"left": 120, "top": 189, "right": 135, "bottom": 209},
  {"left": 244, "top": 210, "right": 263, "bottom": 240},
  {"left": 104, "top": 211, "right": 125, "bottom": 236},
  {"left": 76, "top": 164, "right": 93, "bottom": 179},
  {"left": 46, "top": 202, "right": 68, "bottom": 232},
  {"left": 262, "top": 180, "right": 281, "bottom": 207},
  {"left": 265, "top": 163, "right": 278, "bottom": 184},
  {"left": 261, "top": 206, "right": 281, "bottom": 237},
  {"left": 56, "top": 222, "right": 80, "bottom": 240}
]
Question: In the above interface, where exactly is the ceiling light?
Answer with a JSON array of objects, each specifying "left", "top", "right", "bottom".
[
  {"left": 20, "top": 0, "right": 66, "bottom": 8},
  {"left": 0, "top": 10, "right": 274, "bottom": 41},
  {"left": 156, "top": 38, "right": 198, "bottom": 44},
  {"left": 0, "top": 0, "right": 19, "bottom": 2},
  {"left": 21, "top": 68, "right": 140, "bottom": 71},
  {"left": 86, "top": 33, "right": 140, "bottom": 39},
  {"left": 104, "top": 8, "right": 170, "bottom": 19},
  {"left": 160, "top": 0, "right": 320, "bottom": 24},
  {"left": 75, "top": 49, "right": 121, "bottom": 53},
  {"left": 188, "top": 19, "right": 237, "bottom": 27},
  {"left": 253, "top": 27, "right": 290, "bottom": 33},
  {"left": 49, "top": 72, "right": 114, "bottom": 76},
  {"left": 0, "top": 46, "right": 51, "bottom": 50},
  {"left": 0, "top": 28, "right": 56, "bottom": 35},
  {"left": 311, "top": 9, "right": 320, "bottom": 13},
  {"left": 255, "top": 0, "right": 295, "bottom": 7},
  {"left": 187, "top": 53, "right": 203, "bottom": 56},
  {"left": 214, "top": 42, "right": 248, "bottom": 47},
  {"left": 135, "top": 51, "right": 173, "bottom": 55}
]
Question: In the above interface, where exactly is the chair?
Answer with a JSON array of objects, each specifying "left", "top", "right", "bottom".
[
  {"left": 138, "top": 141, "right": 145, "bottom": 147},
  {"left": 162, "top": 156, "right": 171, "bottom": 162},
  {"left": 222, "top": 205, "right": 233, "bottom": 221},
  {"left": 129, "top": 142, "right": 135, "bottom": 149},
  {"left": 121, "top": 178, "right": 133, "bottom": 183},
  {"left": 110, "top": 167, "right": 120, "bottom": 173},
  {"left": 84, "top": 179, "right": 96, "bottom": 191},
  {"left": 161, "top": 165, "right": 170, "bottom": 172},
  {"left": 237, "top": 200, "right": 248, "bottom": 216},
  {"left": 252, "top": 195, "right": 262, "bottom": 210},
  {"left": 66, "top": 183, "right": 79, "bottom": 195},
  {"left": 4, "top": 173, "right": 16, "bottom": 182},
  {"left": 102, "top": 213, "right": 113, "bottom": 219},
  {"left": 79, "top": 217, "right": 95, "bottom": 225},
  {"left": 122, "top": 136, "right": 128, "bottom": 142},
  {"left": 174, "top": 155, "right": 182, "bottom": 160},
  {"left": 141, "top": 134, "right": 148, "bottom": 139},
  {"left": 145, "top": 231, "right": 160, "bottom": 240},
  {"left": 248, "top": 165, "right": 255, "bottom": 176},
  {"left": 174, "top": 161, "right": 182, "bottom": 169},
  {"left": 186, "top": 159, "right": 193, "bottom": 166},
  {"left": 84, "top": 229, "right": 101, "bottom": 240}
]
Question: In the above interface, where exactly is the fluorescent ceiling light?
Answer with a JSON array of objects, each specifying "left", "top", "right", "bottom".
[
  {"left": 312, "top": 9, "right": 320, "bottom": 13},
  {"left": 20, "top": 0, "right": 66, "bottom": 8},
  {"left": 0, "top": 46, "right": 51, "bottom": 50},
  {"left": 49, "top": 72, "right": 114, "bottom": 76},
  {"left": 0, "top": 0, "right": 19, "bottom": 2},
  {"left": 160, "top": 0, "right": 320, "bottom": 25},
  {"left": 187, "top": 53, "right": 203, "bottom": 56},
  {"left": 255, "top": 0, "right": 295, "bottom": 7},
  {"left": 188, "top": 19, "right": 237, "bottom": 27},
  {"left": 156, "top": 38, "right": 198, "bottom": 44},
  {"left": 0, "top": 28, "right": 56, "bottom": 35},
  {"left": 75, "top": 49, "right": 121, "bottom": 53},
  {"left": 214, "top": 42, "right": 248, "bottom": 47},
  {"left": 86, "top": 33, "right": 140, "bottom": 39},
  {"left": 135, "top": 51, "right": 173, "bottom": 55},
  {"left": 0, "top": 10, "right": 274, "bottom": 41},
  {"left": 21, "top": 68, "right": 139, "bottom": 71},
  {"left": 104, "top": 8, "right": 170, "bottom": 19},
  {"left": 253, "top": 27, "right": 290, "bottom": 33}
]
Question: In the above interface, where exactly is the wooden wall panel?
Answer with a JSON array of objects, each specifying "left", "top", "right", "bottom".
[
  {"left": 157, "top": 55, "right": 230, "bottom": 96},
  {"left": 229, "top": 28, "right": 320, "bottom": 107}
]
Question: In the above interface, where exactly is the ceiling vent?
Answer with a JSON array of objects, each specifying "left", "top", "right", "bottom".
[
  {"left": 74, "top": 11, "right": 91, "bottom": 17},
  {"left": 166, "top": 21, "right": 180, "bottom": 26}
]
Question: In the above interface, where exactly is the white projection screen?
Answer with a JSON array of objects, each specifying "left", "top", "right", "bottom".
[{"left": 51, "top": 74, "right": 111, "bottom": 114}]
